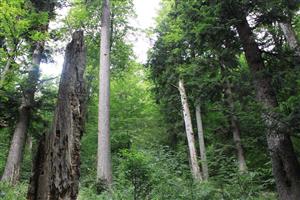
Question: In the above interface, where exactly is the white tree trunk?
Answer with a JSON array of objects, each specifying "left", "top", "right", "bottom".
[
  {"left": 178, "top": 79, "right": 202, "bottom": 181},
  {"left": 279, "top": 22, "right": 300, "bottom": 56},
  {"left": 97, "top": 0, "right": 112, "bottom": 189},
  {"left": 195, "top": 104, "right": 209, "bottom": 180}
]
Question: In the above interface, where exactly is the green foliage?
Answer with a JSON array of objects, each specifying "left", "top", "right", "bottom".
[
  {"left": 0, "top": 182, "right": 27, "bottom": 200},
  {"left": 0, "top": 0, "right": 31, "bottom": 40},
  {"left": 117, "top": 149, "right": 152, "bottom": 200},
  {"left": 0, "top": 128, "right": 11, "bottom": 175},
  {"left": 66, "top": 0, "right": 134, "bottom": 74},
  {"left": 1, "top": 0, "right": 300, "bottom": 199},
  {"left": 78, "top": 144, "right": 276, "bottom": 200}
]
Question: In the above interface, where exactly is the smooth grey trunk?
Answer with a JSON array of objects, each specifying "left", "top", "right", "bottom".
[
  {"left": 224, "top": 80, "right": 247, "bottom": 172},
  {"left": 279, "top": 22, "right": 300, "bottom": 56},
  {"left": 178, "top": 79, "right": 202, "bottom": 181},
  {"left": 236, "top": 16, "right": 300, "bottom": 200},
  {"left": 97, "top": 0, "right": 112, "bottom": 189},
  {"left": 1, "top": 43, "right": 43, "bottom": 185},
  {"left": 27, "top": 31, "right": 86, "bottom": 200},
  {"left": 195, "top": 104, "right": 209, "bottom": 180}
]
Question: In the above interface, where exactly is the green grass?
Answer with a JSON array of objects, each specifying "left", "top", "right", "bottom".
[{"left": 0, "top": 182, "right": 27, "bottom": 200}]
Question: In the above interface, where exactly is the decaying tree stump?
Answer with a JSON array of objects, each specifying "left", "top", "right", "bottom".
[{"left": 27, "top": 30, "right": 87, "bottom": 200}]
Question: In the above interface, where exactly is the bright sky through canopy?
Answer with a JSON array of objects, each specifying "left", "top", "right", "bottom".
[
  {"left": 40, "top": 0, "right": 161, "bottom": 77},
  {"left": 132, "top": 0, "right": 161, "bottom": 63}
]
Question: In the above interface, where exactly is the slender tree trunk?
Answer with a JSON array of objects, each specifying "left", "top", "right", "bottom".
[
  {"left": 236, "top": 17, "right": 300, "bottom": 200},
  {"left": 178, "top": 79, "right": 202, "bottom": 181},
  {"left": 279, "top": 21, "right": 300, "bottom": 56},
  {"left": 97, "top": 0, "right": 112, "bottom": 190},
  {"left": 195, "top": 104, "right": 209, "bottom": 180},
  {"left": 224, "top": 80, "right": 247, "bottom": 172},
  {"left": 1, "top": 42, "right": 43, "bottom": 184},
  {"left": 27, "top": 30, "right": 86, "bottom": 200}
]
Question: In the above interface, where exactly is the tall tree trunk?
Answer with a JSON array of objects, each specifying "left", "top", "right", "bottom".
[
  {"left": 195, "top": 104, "right": 209, "bottom": 180},
  {"left": 279, "top": 21, "right": 300, "bottom": 57},
  {"left": 178, "top": 79, "right": 202, "bottom": 181},
  {"left": 97, "top": 0, "right": 112, "bottom": 190},
  {"left": 27, "top": 30, "right": 86, "bottom": 200},
  {"left": 1, "top": 42, "right": 43, "bottom": 184},
  {"left": 236, "top": 17, "right": 300, "bottom": 200},
  {"left": 224, "top": 80, "right": 248, "bottom": 173},
  {"left": 1, "top": 0, "right": 55, "bottom": 184}
]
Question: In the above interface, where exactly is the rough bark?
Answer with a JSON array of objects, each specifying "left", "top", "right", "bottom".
[
  {"left": 97, "top": 0, "right": 113, "bottom": 189},
  {"left": 224, "top": 80, "right": 248, "bottom": 173},
  {"left": 27, "top": 30, "right": 86, "bottom": 200},
  {"left": 178, "top": 79, "right": 202, "bottom": 181},
  {"left": 195, "top": 104, "right": 209, "bottom": 180},
  {"left": 236, "top": 16, "right": 300, "bottom": 200},
  {"left": 279, "top": 21, "right": 300, "bottom": 57}
]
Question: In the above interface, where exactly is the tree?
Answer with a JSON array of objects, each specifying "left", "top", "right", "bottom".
[
  {"left": 178, "top": 79, "right": 202, "bottom": 181},
  {"left": 27, "top": 30, "right": 86, "bottom": 200},
  {"left": 234, "top": 10, "right": 300, "bottom": 200},
  {"left": 0, "top": 0, "right": 30, "bottom": 87},
  {"left": 1, "top": 0, "right": 55, "bottom": 184},
  {"left": 262, "top": 0, "right": 300, "bottom": 57},
  {"left": 279, "top": 22, "right": 300, "bottom": 55},
  {"left": 97, "top": 0, "right": 113, "bottom": 190},
  {"left": 223, "top": 77, "right": 247, "bottom": 173},
  {"left": 218, "top": 57, "right": 248, "bottom": 173},
  {"left": 195, "top": 104, "right": 209, "bottom": 180},
  {"left": 149, "top": 0, "right": 274, "bottom": 197},
  {"left": 177, "top": 0, "right": 300, "bottom": 197}
]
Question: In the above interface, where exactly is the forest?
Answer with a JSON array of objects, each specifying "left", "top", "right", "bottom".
[{"left": 1, "top": 0, "right": 300, "bottom": 199}]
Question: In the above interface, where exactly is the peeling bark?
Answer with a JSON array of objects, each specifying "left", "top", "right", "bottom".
[
  {"left": 236, "top": 17, "right": 300, "bottom": 200},
  {"left": 178, "top": 79, "right": 202, "bottom": 181},
  {"left": 27, "top": 30, "right": 86, "bottom": 200}
]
